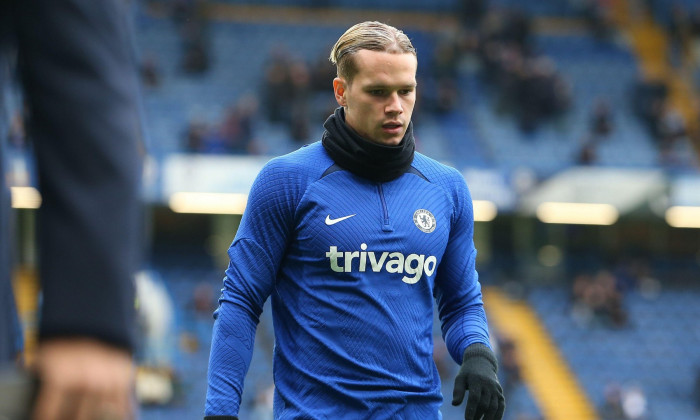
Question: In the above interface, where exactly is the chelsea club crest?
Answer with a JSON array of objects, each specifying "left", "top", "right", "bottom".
[{"left": 413, "top": 209, "right": 436, "bottom": 233}]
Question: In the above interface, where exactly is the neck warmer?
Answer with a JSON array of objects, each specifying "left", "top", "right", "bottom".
[{"left": 321, "top": 107, "right": 415, "bottom": 183}]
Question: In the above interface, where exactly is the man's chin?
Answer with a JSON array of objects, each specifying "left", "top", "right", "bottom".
[{"left": 375, "top": 133, "right": 404, "bottom": 146}]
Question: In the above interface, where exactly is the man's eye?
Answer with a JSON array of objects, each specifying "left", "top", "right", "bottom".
[
  {"left": 399, "top": 89, "right": 413, "bottom": 95},
  {"left": 369, "top": 90, "right": 385, "bottom": 96}
]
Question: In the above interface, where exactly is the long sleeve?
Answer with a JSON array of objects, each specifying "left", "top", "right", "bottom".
[
  {"left": 433, "top": 172, "right": 491, "bottom": 364},
  {"left": 13, "top": 0, "right": 143, "bottom": 351},
  {"left": 205, "top": 158, "right": 303, "bottom": 416}
]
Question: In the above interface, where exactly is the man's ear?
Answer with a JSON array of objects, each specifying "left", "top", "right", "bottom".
[{"left": 333, "top": 77, "right": 347, "bottom": 107}]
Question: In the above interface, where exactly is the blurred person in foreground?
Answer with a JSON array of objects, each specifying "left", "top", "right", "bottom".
[
  {"left": 204, "top": 21, "right": 504, "bottom": 420},
  {"left": 0, "top": 0, "right": 143, "bottom": 419}
]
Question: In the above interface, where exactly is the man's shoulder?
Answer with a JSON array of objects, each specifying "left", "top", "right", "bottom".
[
  {"left": 267, "top": 141, "right": 330, "bottom": 171},
  {"left": 262, "top": 141, "right": 332, "bottom": 180},
  {"left": 411, "top": 152, "right": 464, "bottom": 186},
  {"left": 249, "top": 142, "right": 332, "bottom": 206}
]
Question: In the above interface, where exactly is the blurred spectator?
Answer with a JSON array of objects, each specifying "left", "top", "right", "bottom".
[
  {"left": 262, "top": 50, "right": 312, "bottom": 142},
  {"left": 515, "top": 57, "right": 571, "bottom": 133},
  {"left": 577, "top": 134, "right": 598, "bottom": 165},
  {"left": 628, "top": 74, "right": 697, "bottom": 166},
  {"left": 135, "top": 365, "right": 178, "bottom": 406},
  {"left": 135, "top": 271, "right": 175, "bottom": 369},
  {"left": 497, "top": 335, "right": 522, "bottom": 396},
  {"left": 570, "top": 270, "right": 628, "bottom": 329},
  {"left": 190, "top": 281, "right": 216, "bottom": 318},
  {"left": 656, "top": 104, "right": 688, "bottom": 163},
  {"left": 631, "top": 76, "right": 668, "bottom": 139},
  {"left": 7, "top": 110, "right": 26, "bottom": 149},
  {"left": 591, "top": 97, "right": 614, "bottom": 138},
  {"left": 472, "top": 10, "right": 571, "bottom": 134},
  {"left": 134, "top": 271, "right": 179, "bottom": 407},
  {"left": 692, "top": 8, "right": 700, "bottom": 64},
  {"left": 666, "top": 3, "right": 691, "bottom": 67},
  {"left": 309, "top": 49, "right": 340, "bottom": 120},
  {"left": 599, "top": 382, "right": 626, "bottom": 420},
  {"left": 182, "top": 40, "right": 209, "bottom": 74},
  {"left": 421, "top": 35, "right": 463, "bottom": 116},
  {"left": 310, "top": 52, "right": 337, "bottom": 93},
  {"left": 501, "top": 9, "right": 533, "bottom": 52},
  {"left": 250, "top": 384, "right": 274, "bottom": 420},
  {"left": 621, "top": 384, "right": 649, "bottom": 420},
  {"left": 579, "top": 0, "right": 615, "bottom": 41},
  {"left": 184, "top": 94, "right": 262, "bottom": 155},
  {"left": 185, "top": 117, "right": 209, "bottom": 152},
  {"left": 263, "top": 48, "right": 294, "bottom": 124},
  {"left": 288, "top": 60, "right": 312, "bottom": 142},
  {"left": 574, "top": 97, "right": 614, "bottom": 165},
  {"left": 434, "top": 78, "right": 461, "bottom": 115},
  {"left": 171, "top": 0, "right": 210, "bottom": 74},
  {"left": 140, "top": 53, "right": 161, "bottom": 88},
  {"left": 219, "top": 94, "right": 261, "bottom": 154},
  {"left": 459, "top": 0, "right": 487, "bottom": 27},
  {"left": 433, "top": 39, "right": 460, "bottom": 82}
]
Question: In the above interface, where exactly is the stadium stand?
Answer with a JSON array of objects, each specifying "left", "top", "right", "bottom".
[
  {"left": 197, "top": 0, "right": 576, "bottom": 16},
  {"left": 529, "top": 284, "right": 700, "bottom": 420},
  {"left": 135, "top": 4, "right": 697, "bottom": 174},
  {"left": 471, "top": 34, "right": 661, "bottom": 176},
  {"left": 8, "top": 1, "right": 698, "bottom": 419},
  {"left": 126, "top": 2, "right": 700, "bottom": 419},
  {"left": 139, "top": 262, "right": 547, "bottom": 420}
]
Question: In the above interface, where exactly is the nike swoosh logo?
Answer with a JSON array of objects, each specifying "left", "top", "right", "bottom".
[{"left": 325, "top": 214, "right": 356, "bottom": 225}]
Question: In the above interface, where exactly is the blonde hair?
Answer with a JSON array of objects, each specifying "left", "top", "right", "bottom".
[{"left": 329, "top": 21, "right": 416, "bottom": 82}]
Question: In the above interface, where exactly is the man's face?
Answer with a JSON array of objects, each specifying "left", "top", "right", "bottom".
[{"left": 333, "top": 50, "right": 417, "bottom": 146}]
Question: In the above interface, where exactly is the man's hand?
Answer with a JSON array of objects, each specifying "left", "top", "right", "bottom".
[
  {"left": 31, "top": 338, "right": 134, "bottom": 420},
  {"left": 451, "top": 343, "right": 505, "bottom": 420}
]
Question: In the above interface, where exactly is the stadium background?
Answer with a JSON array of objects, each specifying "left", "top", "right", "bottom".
[{"left": 5, "top": 0, "right": 700, "bottom": 419}]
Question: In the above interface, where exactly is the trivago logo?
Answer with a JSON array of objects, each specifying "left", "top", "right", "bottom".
[{"left": 325, "top": 243, "right": 437, "bottom": 284}]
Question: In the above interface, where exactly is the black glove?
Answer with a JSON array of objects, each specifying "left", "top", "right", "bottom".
[
  {"left": 451, "top": 343, "right": 505, "bottom": 420},
  {"left": 204, "top": 416, "right": 238, "bottom": 420}
]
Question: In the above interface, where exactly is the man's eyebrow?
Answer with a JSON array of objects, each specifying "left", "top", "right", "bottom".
[{"left": 363, "top": 83, "right": 418, "bottom": 89}]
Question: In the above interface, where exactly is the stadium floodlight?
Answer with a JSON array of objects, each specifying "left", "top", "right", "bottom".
[
  {"left": 536, "top": 202, "right": 619, "bottom": 225},
  {"left": 665, "top": 206, "right": 700, "bottom": 228},
  {"left": 10, "top": 186, "right": 42, "bottom": 209},
  {"left": 472, "top": 200, "right": 497, "bottom": 222},
  {"left": 168, "top": 192, "right": 247, "bottom": 215}
]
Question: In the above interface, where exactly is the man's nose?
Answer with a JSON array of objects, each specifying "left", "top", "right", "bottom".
[{"left": 385, "top": 92, "right": 403, "bottom": 115}]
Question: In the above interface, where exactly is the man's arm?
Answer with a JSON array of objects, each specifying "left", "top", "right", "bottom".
[
  {"left": 12, "top": 0, "right": 143, "bottom": 419},
  {"left": 433, "top": 172, "right": 504, "bottom": 420},
  {"left": 15, "top": 0, "right": 143, "bottom": 352},
  {"left": 434, "top": 174, "right": 489, "bottom": 361},
  {"left": 205, "top": 159, "right": 300, "bottom": 418}
]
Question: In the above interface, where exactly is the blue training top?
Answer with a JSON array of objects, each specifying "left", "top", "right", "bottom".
[{"left": 205, "top": 141, "right": 491, "bottom": 419}]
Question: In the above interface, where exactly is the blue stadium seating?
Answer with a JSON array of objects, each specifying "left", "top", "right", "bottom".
[
  {"left": 135, "top": 18, "right": 476, "bottom": 160},
  {"left": 528, "top": 285, "right": 700, "bottom": 419},
  {"left": 136, "top": 15, "right": 684, "bottom": 176},
  {"left": 139, "top": 261, "right": 543, "bottom": 420},
  {"left": 200, "top": 0, "right": 576, "bottom": 16},
  {"left": 469, "top": 34, "right": 661, "bottom": 177},
  {"left": 648, "top": 0, "right": 698, "bottom": 26}
]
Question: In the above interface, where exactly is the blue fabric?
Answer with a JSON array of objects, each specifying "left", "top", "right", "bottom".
[{"left": 205, "top": 142, "right": 490, "bottom": 419}]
